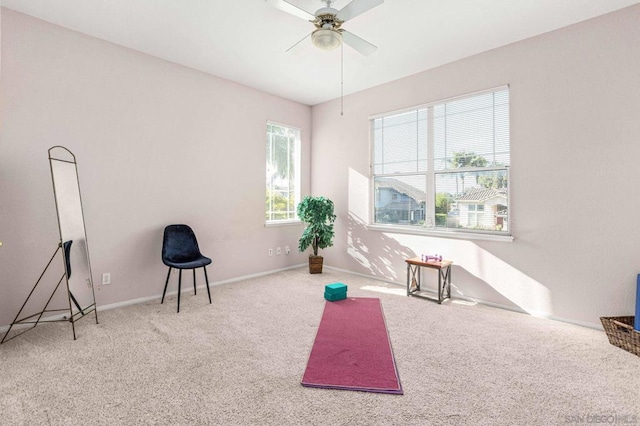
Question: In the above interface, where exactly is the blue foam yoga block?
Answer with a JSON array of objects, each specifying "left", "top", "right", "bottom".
[
  {"left": 324, "top": 290, "right": 347, "bottom": 301},
  {"left": 325, "top": 282, "right": 348, "bottom": 295}
]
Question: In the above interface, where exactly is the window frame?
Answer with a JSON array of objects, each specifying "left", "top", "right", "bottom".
[
  {"left": 368, "top": 86, "right": 513, "bottom": 242},
  {"left": 265, "top": 121, "right": 302, "bottom": 226}
]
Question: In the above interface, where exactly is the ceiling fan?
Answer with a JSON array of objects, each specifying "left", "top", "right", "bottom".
[{"left": 266, "top": 0, "right": 384, "bottom": 56}]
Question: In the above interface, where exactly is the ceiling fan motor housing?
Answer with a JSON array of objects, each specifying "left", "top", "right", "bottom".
[
  {"left": 313, "top": 10, "right": 343, "bottom": 29},
  {"left": 315, "top": 7, "right": 338, "bottom": 16}
]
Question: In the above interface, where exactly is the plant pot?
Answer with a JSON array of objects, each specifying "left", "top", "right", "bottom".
[{"left": 309, "top": 255, "right": 324, "bottom": 274}]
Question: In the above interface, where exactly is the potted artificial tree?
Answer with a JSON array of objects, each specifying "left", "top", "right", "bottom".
[{"left": 297, "top": 196, "right": 336, "bottom": 274}]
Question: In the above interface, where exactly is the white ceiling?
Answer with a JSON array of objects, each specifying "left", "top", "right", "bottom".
[{"left": 3, "top": 0, "right": 639, "bottom": 105}]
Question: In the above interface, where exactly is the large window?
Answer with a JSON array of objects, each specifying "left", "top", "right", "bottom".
[
  {"left": 266, "top": 122, "right": 300, "bottom": 223},
  {"left": 372, "top": 87, "right": 510, "bottom": 236}
]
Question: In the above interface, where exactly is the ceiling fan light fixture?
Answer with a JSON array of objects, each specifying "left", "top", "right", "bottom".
[{"left": 311, "top": 28, "right": 342, "bottom": 51}]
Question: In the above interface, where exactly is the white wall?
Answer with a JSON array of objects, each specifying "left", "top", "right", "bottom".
[
  {"left": 0, "top": 5, "right": 2, "bottom": 80},
  {"left": 311, "top": 4, "right": 640, "bottom": 328},
  {"left": 0, "top": 9, "right": 311, "bottom": 327}
]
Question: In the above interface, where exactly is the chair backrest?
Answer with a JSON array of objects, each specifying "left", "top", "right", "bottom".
[
  {"left": 162, "top": 224, "right": 202, "bottom": 263},
  {"left": 63, "top": 240, "right": 73, "bottom": 278}
]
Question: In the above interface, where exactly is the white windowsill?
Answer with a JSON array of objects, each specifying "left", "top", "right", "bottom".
[
  {"left": 367, "top": 224, "right": 514, "bottom": 242},
  {"left": 265, "top": 219, "right": 303, "bottom": 228}
]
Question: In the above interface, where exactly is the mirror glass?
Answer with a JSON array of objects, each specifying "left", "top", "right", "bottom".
[{"left": 49, "top": 147, "right": 96, "bottom": 314}]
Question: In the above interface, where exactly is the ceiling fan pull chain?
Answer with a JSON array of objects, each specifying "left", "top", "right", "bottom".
[{"left": 341, "top": 42, "right": 344, "bottom": 116}]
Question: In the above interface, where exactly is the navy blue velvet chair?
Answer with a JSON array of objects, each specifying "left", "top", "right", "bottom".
[{"left": 161, "top": 225, "right": 212, "bottom": 313}]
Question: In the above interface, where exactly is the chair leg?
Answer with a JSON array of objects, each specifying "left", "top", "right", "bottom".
[
  {"left": 203, "top": 266, "right": 212, "bottom": 304},
  {"left": 177, "top": 269, "right": 182, "bottom": 313},
  {"left": 161, "top": 267, "right": 172, "bottom": 304},
  {"left": 193, "top": 269, "right": 197, "bottom": 295}
]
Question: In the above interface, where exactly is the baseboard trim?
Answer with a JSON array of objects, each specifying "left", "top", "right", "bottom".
[{"left": 95, "top": 263, "right": 308, "bottom": 314}]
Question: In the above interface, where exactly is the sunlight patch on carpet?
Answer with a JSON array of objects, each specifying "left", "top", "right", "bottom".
[{"left": 359, "top": 285, "right": 405, "bottom": 296}]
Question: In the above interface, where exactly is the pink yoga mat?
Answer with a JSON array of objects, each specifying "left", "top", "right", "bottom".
[{"left": 301, "top": 297, "right": 403, "bottom": 394}]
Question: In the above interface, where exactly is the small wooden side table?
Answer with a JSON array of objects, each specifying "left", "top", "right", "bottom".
[{"left": 405, "top": 256, "right": 453, "bottom": 304}]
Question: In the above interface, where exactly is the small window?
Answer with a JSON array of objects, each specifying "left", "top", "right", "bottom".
[{"left": 266, "top": 122, "right": 301, "bottom": 223}]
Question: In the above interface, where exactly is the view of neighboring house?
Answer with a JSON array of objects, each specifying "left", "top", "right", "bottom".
[
  {"left": 374, "top": 178, "right": 425, "bottom": 225},
  {"left": 453, "top": 187, "right": 508, "bottom": 231},
  {"left": 375, "top": 181, "right": 508, "bottom": 231}
]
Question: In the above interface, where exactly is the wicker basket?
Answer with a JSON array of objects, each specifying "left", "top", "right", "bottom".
[{"left": 600, "top": 316, "right": 640, "bottom": 357}]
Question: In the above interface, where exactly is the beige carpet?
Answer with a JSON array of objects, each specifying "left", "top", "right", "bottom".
[{"left": 1, "top": 268, "right": 638, "bottom": 425}]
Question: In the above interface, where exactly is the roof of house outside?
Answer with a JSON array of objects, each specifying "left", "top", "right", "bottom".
[
  {"left": 375, "top": 178, "right": 426, "bottom": 203},
  {"left": 456, "top": 187, "right": 507, "bottom": 202}
]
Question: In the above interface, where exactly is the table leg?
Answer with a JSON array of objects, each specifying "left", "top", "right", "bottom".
[
  {"left": 408, "top": 264, "right": 420, "bottom": 295},
  {"left": 406, "top": 264, "right": 410, "bottom": 296},
  {"left": 437, "top": 268, "right": 443, "bottom": 304},
  {"left": 438, "top": 265, "right": 452, "bottom": 303}
]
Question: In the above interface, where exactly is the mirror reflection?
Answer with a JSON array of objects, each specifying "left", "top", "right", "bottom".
[{"left": 49, "top": 147, "right": 96, "bottom": 315}]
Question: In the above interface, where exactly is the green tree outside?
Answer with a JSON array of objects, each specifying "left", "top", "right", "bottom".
[
  {"left": 449, "top": 151, "right": 488, "bottom": 195},
  {"left": 435, "top": 192, "right": 453, "bottom": 226},
  {"left": 478, "top": 173, "right": 508, "bottom": 189}
]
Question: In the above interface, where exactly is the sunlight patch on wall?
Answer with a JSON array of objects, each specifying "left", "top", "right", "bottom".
[
  {"left": 347, "top": 238, "right": 373, "bottom": 270},
  {"left": 348, "top": 168, "right": 369, "bottom": 223},
  {"left": 452, "top": 240, "right": 552, "bottom": 316},
  {"left": 346, "top": 213, "right": 410, "bottom": 282}
]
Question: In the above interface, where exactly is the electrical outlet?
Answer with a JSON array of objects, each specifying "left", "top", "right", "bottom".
[
  {"left": 285, "top": 245, "right": 290, "bottom": 255},
  {"left": 276, "top": 247, "right": 282, "bottom": 255},
  {"left": 102, "top": 273, "right": 111, "bottom": 285},
  {"left": 268, "top": 248, "right": 273, "bottom": 256},
  {"left": 86, "top": 278, "right": 92, "bottom": 288}
]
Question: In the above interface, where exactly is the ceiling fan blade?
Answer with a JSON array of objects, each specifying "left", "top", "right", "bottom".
[
  {"left": 342, "top": 30, "right": 377, "bottom": 56},
  {"left": 266, "top": 0, "right": 315, "bottom": 21},
  {"left": 286, "top": 33, "right": 312, "bottom": 54},
  {"left": 336, "top": 0, "right": 384, "bottom": 22}
]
